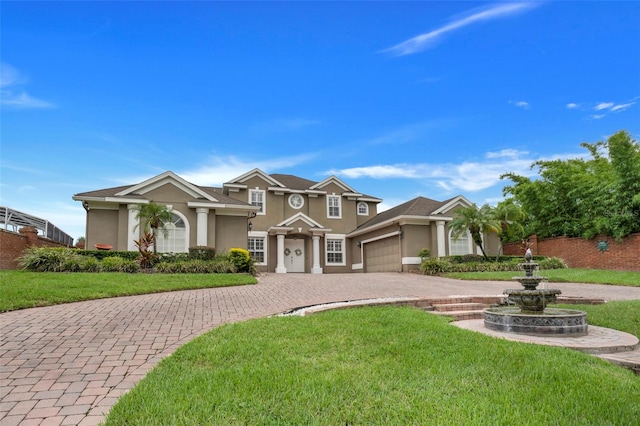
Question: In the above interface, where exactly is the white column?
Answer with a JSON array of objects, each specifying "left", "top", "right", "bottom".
[
  {"left": 196, "top": 208, "right": 209, "bottom": 246},
  {"left": 127, "top": 204, "right": 139, "bottom": 251},
  {"left": 275, "top": 234, "right": 287, "bottom": 273},
  {"left": 436, "top": 220, "right": 446, "bottom": 258},
  {"left": 311, "top": 235, "right": 323, "bottom": 274}
]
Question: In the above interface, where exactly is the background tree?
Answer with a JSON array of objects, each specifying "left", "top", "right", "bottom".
[
  {"left": 449, "top": 204, "right": 500, "bottom": 260},
  {"left": 133, "top": 202, "right": 173, "bottom": 254},
  {"left": 492, "top": 199, "right": 526, "bottom": 243},
  {"left": 501, "top": 130, "right": 639, "bottom": 241}
]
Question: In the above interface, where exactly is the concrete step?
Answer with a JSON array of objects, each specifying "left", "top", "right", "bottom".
[
  {"left": 432, "top": 302, "right": 488, "bottom": 312},
  {"left": 597, "top": 346, "right": 640, "bottom": 375},
  {"left": 431, "top": 310, "right": 486, "bottom": 321}
]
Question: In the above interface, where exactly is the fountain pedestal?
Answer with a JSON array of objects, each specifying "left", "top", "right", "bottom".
[{"left": 483, "top": 249, "right": 587, "bottom": 336}]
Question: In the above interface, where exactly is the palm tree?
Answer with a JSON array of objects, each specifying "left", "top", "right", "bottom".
[
  {"left": 493, "top": 200, "right": 526, "bottom": 243},
  {"left": 449, "top": 204, "right": 500, "bottom": 260},
  {"left": 132, "top": 202, "right": 173, "bottom": 254}
]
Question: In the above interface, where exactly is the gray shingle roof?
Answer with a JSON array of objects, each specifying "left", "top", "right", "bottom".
[
  {"left": 74, "top": 183, "right": 250, "bottom": 206},
  {"left": 355, "top": 196, "right": 455, "bottom": 231},
  {"left": 270, "top": 174, "right": 317, "bottom": 190},
  {"left": 74, "top": 185, "right": 135, "bottom": 198}
]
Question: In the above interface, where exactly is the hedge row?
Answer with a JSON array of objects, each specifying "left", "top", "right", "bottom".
[
  {"left": 420, "top": 256, "right": 567, "bottom": 276},
  {"left": 17, "top": 247, "right": 254, "bottom": 274}
]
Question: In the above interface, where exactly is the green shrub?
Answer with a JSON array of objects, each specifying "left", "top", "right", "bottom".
[
  {"left": 228, "top": 248, "right": 255, "bottom": 274},
  {"left": 76, "top": 250, "right": 139, "bottom": 261},
  {"left": 100, "top": 256, "right": 139, "bottom": 273},
  {"left": 420, "top": 258, "right": 451, "bottom": 275},
  {"left": 418, "top": 248, "right": 430, "bottom": 260},
  {"left": 157, "top": 252, "right": 191, "bottom": 263},
  {"left": 448, "top": 254, "right": 485, "bottom": 264},
  {"left": 538, "top": 257, "right": 568, "bottom": 270},
  {"left": 81, "top": 256, "right": 101, "bottom": 272},
  {"left": 188, "top": 246, "right": 216, "bottom": 261},
  {"left": 155, "top": 258, "right": 238, "bottom": 274},
  {"left": 18, "top": 247, "right": 84, "bottom": 272}
]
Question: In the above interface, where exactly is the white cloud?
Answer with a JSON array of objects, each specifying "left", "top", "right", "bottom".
[
  {"left": 566, "top": 103, "right": 579, "bottom": 109},
  {"left": 382, "top": 2, "right": 538, "bottom": 56},
  {"left": 610, "top": 102, "right": 634, "bottom": 112},
  {"left": 327, "top": 165, "right": 421, "bottom": 179},
  {"left": 511, "top": 101, "right": 530, "bottom": 109},
  {"left": 594, "top": 102, "right": 614, "bottom": 111},
  {"left": 1, "top": 91, "right": 55, "bottom": 109},
  {"left": 327, "top": 150, "right": 538, "bottom": 193},
  {"left": 177, "top": 153, "right": 318, "bottom": 187},
  {"left": 0, "top": 63, "right": 23, "bottom": 88},
  {"left": 485, "top": 149, "right": 528, "bottom": 159},
  {"left": 589, "top": 114, "right": 605, "bottom": 120},
  {"left": 0, "top": 63, "right": 55, "bottom": 109}
]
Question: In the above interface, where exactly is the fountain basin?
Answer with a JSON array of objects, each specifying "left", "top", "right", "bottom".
[
  {"left": 505, "top": 288, "right": 562, "bottom": 313},
  {"left": 484, "top": 307, "right": 588, "bottom": 336}
]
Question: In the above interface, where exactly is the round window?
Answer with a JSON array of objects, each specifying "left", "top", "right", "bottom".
[{"left": 288, "top": 194, "right": 304, "bottom": 209}]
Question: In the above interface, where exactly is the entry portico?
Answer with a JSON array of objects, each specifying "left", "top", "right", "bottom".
[{"left": 269, "top": 213, "right": 331, "bottom": 274}]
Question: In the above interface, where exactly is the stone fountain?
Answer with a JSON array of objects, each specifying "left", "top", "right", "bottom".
[{"left": 483, "top": 249, "right": 588, "bottom": 336}]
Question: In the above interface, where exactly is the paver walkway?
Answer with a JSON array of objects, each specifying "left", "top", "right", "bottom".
[{"left": 2, "top": 273, "right": 639, "bottom": 425}]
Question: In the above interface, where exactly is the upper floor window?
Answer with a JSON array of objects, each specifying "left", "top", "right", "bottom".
[
  {"left": 249, "top": 189, "right": 266, "bottom": 215},
  {"left": 327, "top": 195, "right": 341, "bottom": 219},
  {"left": 357, "top": 201, "right": 369, "bottom": 216}
]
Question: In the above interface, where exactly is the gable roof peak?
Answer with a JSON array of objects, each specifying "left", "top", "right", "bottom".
[
  {"left": 309, "top": 175, "right": 357, "bottom": 193},
  {"left": 225, "top": 168, "right": 286, "bottom": 188},
  {"left": 114, "top": 171, "right": 217, "bottom": 201}
]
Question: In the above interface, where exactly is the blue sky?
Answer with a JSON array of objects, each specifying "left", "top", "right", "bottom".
[{"left": 1, "top": 1, "right": 638, "bottom": 241}]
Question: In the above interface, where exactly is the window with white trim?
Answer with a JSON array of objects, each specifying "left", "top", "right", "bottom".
[
  {"left": 155, "top": 213, "right": 188, "bottom": 253},
  {"left": 449, "top": 229, "right": 473, "bottom": 255},
  {"left": 249, "top": 189, "right": 266, "bottom": 215},
  {"left": 325, "top": 234, "right": 345, "bottom": 266},
  {"left": 327, "top": 195, "right": 341, "bottom": 219},
  {"left": 357, "top": 201, "right": 369, "bottom": 216},
  {"left": 248, "top": 236, "right": 266, "bottom": 264}
]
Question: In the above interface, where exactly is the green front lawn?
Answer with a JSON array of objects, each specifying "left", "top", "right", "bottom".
[
  {"left": 444, "top": 268, "right": 640, "bottom": 286},
  {"left": 104, "top": 304, "right": 640, "bottom": 425},
  {"left": 0, "top": 271, "right": 256, "bottom": 312}
]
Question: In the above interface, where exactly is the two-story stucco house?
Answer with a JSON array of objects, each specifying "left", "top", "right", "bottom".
[{"left": 73, "top": 168, "right": 500, "bottom": 274}]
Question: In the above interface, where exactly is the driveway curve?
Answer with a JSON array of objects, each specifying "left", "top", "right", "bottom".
[{"left": 2, "top": 273, "right": 639, "bottom": 425}]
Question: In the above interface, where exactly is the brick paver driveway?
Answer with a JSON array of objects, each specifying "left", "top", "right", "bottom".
[{"left": 2, "top": 273, "right": 640, "bottom": 425}]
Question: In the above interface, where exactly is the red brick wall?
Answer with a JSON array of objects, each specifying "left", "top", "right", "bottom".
[
  {"left": 502, "top": 233, "right": 640, "bottom": 271},
  {"left": 0, "top": 227, "right": 70, "bottom": 270}
]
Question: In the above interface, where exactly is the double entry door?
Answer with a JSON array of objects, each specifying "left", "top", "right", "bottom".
[{"left": 284, "top": 239, "right": 305, "bottom": 273}]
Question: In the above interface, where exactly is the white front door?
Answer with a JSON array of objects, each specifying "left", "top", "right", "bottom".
[{"left": 284, "top": 239, "right": 305, "bottom": 273}]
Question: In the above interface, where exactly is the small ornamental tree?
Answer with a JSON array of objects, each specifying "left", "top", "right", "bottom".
[
  {"left": 132, "top": 202, "right": 173, "bottom": 254},
  {"left": 449, "top": 204, "right": 500, "bottom": 260}
]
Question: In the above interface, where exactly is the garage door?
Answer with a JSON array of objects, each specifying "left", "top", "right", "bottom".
[{"left": 365, "top": 237, "right": 400, "bottom": 272}]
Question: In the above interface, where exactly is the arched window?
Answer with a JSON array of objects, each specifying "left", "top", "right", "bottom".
[
  {"left": 155, "top": 213, "right": 189, "bottom": 253},
  {"left": 448, "top": 229, "right": 473, "bottom": 255},
  {"left": 357, "top": 201, "right": 369, "bottom": 216}
]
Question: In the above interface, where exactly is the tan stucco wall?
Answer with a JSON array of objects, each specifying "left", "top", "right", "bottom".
[
  {"left": 87, "top": 209, "right": 119, "bottom": 250},
  {"left": 402, "top": 224, "right": 432, "bottom": 259},
  {"left": 215, "top": 215, "right": 248, "bottom": 253}
]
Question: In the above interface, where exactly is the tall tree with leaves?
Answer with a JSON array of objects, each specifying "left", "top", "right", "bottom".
[
  {"left": 501, "top": 130, "right": 639, "bottom": 241},
  {"left": 133, "top": 202, "right": 173, "bottom": 254},
  {"left": 449, "top": 204, "right": 500, "bottom": 260}
]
